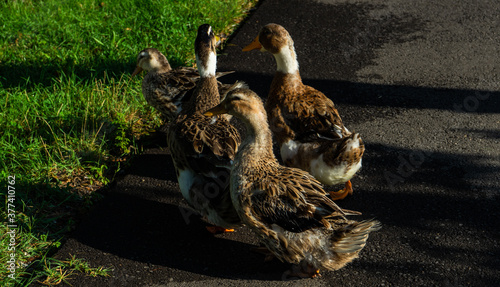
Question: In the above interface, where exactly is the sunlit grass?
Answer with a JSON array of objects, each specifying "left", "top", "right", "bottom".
[{"left": 0, "top": 0, "right": 257, "bottom": 285}]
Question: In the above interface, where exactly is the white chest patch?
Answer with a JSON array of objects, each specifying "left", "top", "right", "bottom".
[
  {"left": 275, "top": 47, "right": 299, "bottom": 74},
  {"left": 310, "top": 154, "right": 348, "bottom": 185},
  {"left": 197, "top": 52, "right": 217, "bottom": 78}
]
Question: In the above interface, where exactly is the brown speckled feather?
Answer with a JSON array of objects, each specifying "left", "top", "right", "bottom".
[
  {"left": 166, "top": 79, "right": 241, "bottom": 227},
  {"left": 166, "top": 25, "right": 242, "bottom": 229},
  {"left": 134, "top": 48, "right": 234, "bottom": 121},
  {"left": 204, "top": 88, "right": 378, "bottom": 276},
  {"left": 168, "top": 111, "right": 240, "bottom": 170},
  {"left": 244, "top": 23, "right": 364, "bottom": 188},
  {"left": 246, "top": 163, "right": 349, "bottom": 233},
  {"left": 283, "top": 135, "right": 364, "bottom": 176},
  {"left": 266, "top": 72, "right": 347, "bottom": 145}
]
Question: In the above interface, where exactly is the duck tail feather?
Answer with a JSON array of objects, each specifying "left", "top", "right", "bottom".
[{"left": 330, "top": 219, "right": 381, "bottom": 254}]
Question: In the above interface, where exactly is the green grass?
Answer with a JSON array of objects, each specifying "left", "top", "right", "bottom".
[{"left": 0, "top": 0, "right": 257, "bottom": 285}]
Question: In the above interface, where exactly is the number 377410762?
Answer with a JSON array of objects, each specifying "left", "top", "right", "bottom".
[{"left": 7, "top": 175, "right": 16, "bottom": 225}]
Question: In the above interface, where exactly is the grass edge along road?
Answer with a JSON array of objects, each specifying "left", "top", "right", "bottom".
[{"left": 0, "top": 0, "right": 258, "bottom": 285}]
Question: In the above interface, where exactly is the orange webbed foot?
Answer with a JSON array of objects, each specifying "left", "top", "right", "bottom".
[
  {"left": 329, "top": 180, "right": 353, "bottom": 201},
  {"left": 283, "top": 264, "right": 321, "bottom": 280},
  {"left": 206, "top": 226, "right": 235, "bottom": 234}
]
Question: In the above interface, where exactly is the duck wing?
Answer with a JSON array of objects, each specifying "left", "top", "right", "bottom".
[
  {"left": 169, "top": 113, "right": 240, "bottom": 169},
  {"left": 250, "top": 166, "right": 348, "bottom": 233},
  {"left": 281, "top": 86, "right": 348, "bottom": 141}
]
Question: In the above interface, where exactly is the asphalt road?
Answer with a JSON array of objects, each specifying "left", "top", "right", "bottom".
[{"left": 50, "top": 0, "right": 500, "bottom": 286}]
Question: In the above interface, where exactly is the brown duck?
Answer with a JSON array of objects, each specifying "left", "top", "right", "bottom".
[
  {"left": 167, "top": 24, "right": 244, "bottom": 233},
  {"left": 132, "top": 47, "right": 235, "bottom": 121},
  {"left": 243, "top": 23, "right": 365, "bottom": 200},
  {"left": 204, "top": 88, "right": 380, "bottom": 278}
]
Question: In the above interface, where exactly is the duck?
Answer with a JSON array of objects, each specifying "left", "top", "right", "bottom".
[
  {"left": 204, "top": 88, "right": 380, "bottom": 278},
  {"left": 242, "top": 23, "right": 365, "bottom": 200},
  {"left": 132, "top": 47, "right": 235, "bottom": 121},
  {"left": 166, "top": 24, "right": 244, "bottom": 233}
]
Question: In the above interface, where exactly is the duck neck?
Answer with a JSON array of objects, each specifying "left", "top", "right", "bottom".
[
  {"left": 196, "top": 52, "right": 217, "bottom": 78},
  {"left": 187, "top": 76, "right": 220, "bottom": 114},
  {"left": 273, "top": 42, "right": 299, "bottom": 74},
  {"left": 184, "top": 51, "right": 219, "bottom": 114},
  {"left": 237, "top": 111, "right": 277, "bottom": 166},
  {"left": 270, "top": 43, "right": 303, "bottom": 97},
  {"left": 155, "top": 64, "right": 171, "bottom": 74},
  {"left": 270, "top": 70, "right": 303, "bottom": 94},
  {"left": 152, "top": 54, "right": 172, "bottom": 73}
]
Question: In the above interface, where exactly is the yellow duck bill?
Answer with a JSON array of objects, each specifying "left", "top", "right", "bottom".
[{"left": 204, "top": 104, "right": 228, "bottom": 116}]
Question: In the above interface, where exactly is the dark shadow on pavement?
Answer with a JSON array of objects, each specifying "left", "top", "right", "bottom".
[{"left": 69, "top": 190, "right": 289, "bottom": 281}]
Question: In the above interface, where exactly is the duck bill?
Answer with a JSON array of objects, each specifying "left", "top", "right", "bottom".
[
  {"left": 215, "top": 34, "right": 222, "bottom": 47},
  {"left": 242, "top": 36, "right": 262, "bottom": 51},
  {"left": 131, "top": 66, "right": 143, "bottom": 77},
  {"left": 204, "top": 105, "right": 228, "bottom": 116}
]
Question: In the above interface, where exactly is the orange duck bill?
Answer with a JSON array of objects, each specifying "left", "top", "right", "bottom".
[{"left": 242, "top": 35, "right": 262, "bottom": 51}]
